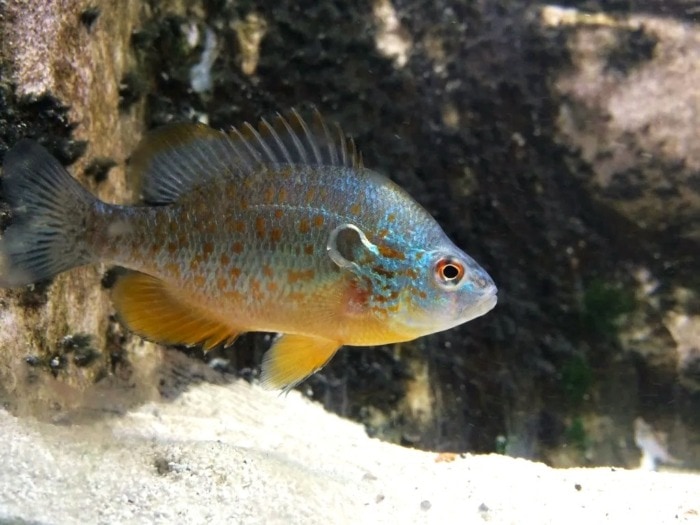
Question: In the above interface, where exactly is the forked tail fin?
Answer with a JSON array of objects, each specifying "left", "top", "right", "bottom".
[{"left": 0, "top": 140, "right": 98, "bottom": 287}]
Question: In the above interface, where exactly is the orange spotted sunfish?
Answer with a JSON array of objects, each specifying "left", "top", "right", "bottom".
[{"left": 0, "top": 111, "right": 497, "bottom": 390}]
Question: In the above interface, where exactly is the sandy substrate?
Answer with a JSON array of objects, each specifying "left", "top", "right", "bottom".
[{"left": 0, "top": 380, "right": 698, "bottom": 525}]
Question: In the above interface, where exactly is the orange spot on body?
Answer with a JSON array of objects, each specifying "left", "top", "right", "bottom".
[
  {"left": 404, "top": 268, "right": 418, "bottom": 279},
  {"left": 270, "top": 228, "right": 282, "bottom": 243},
  {"left": 194, "top": 275, "right": 206, "bottom": 287},
  {"left": 234, "top": 220, "right": 246, "bottom": 233},
  {"left": 299, "top": 218, "right": 310, "bottom": 234},
  {"left": 349, "top": 203, "right": 362, "bottom": 215},
  {"left": 378, "top": 229, "right": 389, "bottom": 239},
  {"left": 313, "top": 215, "right": 324, "bottom": 228},
  {"left": 387, "top": 213, "right": 396, "bottom": 222},
  {"left": 153, "top": 220, "right": 167, "bottom": 235},
  {"left": 378, "top": 244, "right": 405, "bottom": 260},
  {"left": 164, "top": 262, "right": 180, "bottom": 277},
  {"left": 304, "top": 244, "right": 314, "bottom": 255},
  {"left": 372, "top": 265, "right": 395, "bottom": 279},
  {"left": 287, "top": 269, "right": 315, "bottom": 284},
  {"left": 266, "top": 281, "right": 279, "bottom": 293},
  {"left": 217, "top": 277, "right": 228, "bottom": 289},
  {"left": 279, "top": 188, "right": 287, "bottom": 203},
  {"left": 255, "top": 216, "right": 266, "bottom": 239},
  {"left": 220, "top": 253, "right": 231, "bottom": 266},
  {"left": 232, "top": 242, "right": 244, "bottom": 254},
  {"left": 202, "top": 242, "right": 214, "bottom": 256},
  {"left": 167, "top": 242, "right": 177, "bottom": 254},
  {"left": 274, "top": 209, "right": 284, "bottom": 219},
  {"left": 262, "top": 265, "right": 274, "bottom": 278},
  {"left": 230, "top": 268, "right": 241, "bottom": 281},
  {"left": 305, "top": 188, "right": 316, "bottom": 204},
  {"left": 264, "top": 186, "right": 275, "bottom": 204}
]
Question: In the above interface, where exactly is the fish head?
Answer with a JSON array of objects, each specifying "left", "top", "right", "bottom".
[
  {"left": 328, "top": 223, "right": 497, "bottom": 342},
  {"left": 399, "top": 243, "right": 498, "bottom": 336}
]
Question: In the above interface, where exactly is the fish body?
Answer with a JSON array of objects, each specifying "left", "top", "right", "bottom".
[{"left": 0, "top": 111, "right": 497, "bottom": 389}]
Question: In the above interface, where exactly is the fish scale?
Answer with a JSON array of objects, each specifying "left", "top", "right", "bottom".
[
  {"left": 0, "top": 110, "right": 497, "bottom": 390},
  {"left": 137, "top": 173, "right": 355, "bottom": 314}
]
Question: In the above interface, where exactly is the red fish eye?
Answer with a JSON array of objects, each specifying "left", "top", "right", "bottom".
[{"left": 435, "top": 258, "right": 464, "bottom": 285}]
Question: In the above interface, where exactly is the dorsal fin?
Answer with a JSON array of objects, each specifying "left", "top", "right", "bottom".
[
  {"left": 230, "top": 109, "right": 362, "bottom": 169},
  {"left": 129, "top": 110, "right": 362, "bottom": 205},
  {"left": 129, "top": 122, "right": 240, "bottom": 205}
]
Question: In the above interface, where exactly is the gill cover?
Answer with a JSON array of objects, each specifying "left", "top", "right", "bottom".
[{"left": 326, "top": 223, "right": 379, "bottom": 271}]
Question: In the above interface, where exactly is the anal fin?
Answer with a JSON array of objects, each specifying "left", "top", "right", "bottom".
[
  {"left": 260, "top": 334, "right": 340, "bottom": 391},
  {"left": 112, "top": 271, "right": 240, "bottom": 351}
]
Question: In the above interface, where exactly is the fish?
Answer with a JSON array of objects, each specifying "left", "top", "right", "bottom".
[
  {"left": 634, "top": 417, "right": 681, "bottom": 471},
  {"left": 0, "top": 110, "right": 497, "bottom": 390}
]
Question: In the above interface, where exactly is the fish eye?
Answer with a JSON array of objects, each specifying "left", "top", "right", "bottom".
[{"left": 435, "top": 257, "right": 464, "bottom": 287}]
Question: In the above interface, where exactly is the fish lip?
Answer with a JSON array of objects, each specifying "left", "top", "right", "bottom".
[
  {"left": 462, "top": 285, "right": 498, "bottom": 322},
  {"left": 478, "top": 289, "right": 498, "bottom": 312}
]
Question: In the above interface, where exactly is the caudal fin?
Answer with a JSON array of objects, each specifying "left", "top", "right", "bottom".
[{"left": 0, "top": 140, "right": 97, "bottom": 287}]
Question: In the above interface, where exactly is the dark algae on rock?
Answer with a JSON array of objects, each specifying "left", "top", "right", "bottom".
[{"left": 0, "top": 0, "right": 698, "bottom": 469}]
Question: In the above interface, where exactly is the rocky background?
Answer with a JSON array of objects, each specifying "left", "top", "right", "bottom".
[{"left": 0, "top": 0, "right": 698, "bottom": 469}]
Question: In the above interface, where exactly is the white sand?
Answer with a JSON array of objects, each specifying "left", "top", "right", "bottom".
[{"left": 0, "top": 380, "right": 698, "bottom": 524}]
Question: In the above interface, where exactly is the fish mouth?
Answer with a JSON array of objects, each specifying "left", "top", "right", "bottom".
[{"left": 463, "top": 286, "right": 498, "bottom": 322}]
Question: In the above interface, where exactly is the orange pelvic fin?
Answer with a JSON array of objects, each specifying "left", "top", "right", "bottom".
[
  {"left": 112, "top": 271, "right": 240, "bottom": 351},
  {"left": 260, "top": 334, "right": 340, "bottom": 391}
]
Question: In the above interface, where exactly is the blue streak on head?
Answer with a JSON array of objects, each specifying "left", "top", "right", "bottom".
[
  {"left": 332, "top": 166, "right": 496, "bottom": 336},
  {"left": 359, "top": 228, "right": 497, "bottom": 335}
]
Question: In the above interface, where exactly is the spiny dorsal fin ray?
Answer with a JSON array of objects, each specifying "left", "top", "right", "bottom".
[
  {"left": 229, "top": 108, "right": 362, "bottom": 169},
  {"left": 130, "top": 110, "right": 362, "bottom": 205},
  {"left": 112, "top": 271, "right": 241, "bottom": 351}
]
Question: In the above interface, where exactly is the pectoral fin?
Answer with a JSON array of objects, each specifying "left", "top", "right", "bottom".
[
  {"left": 112, "top": 271, "right": 240, "bottom": 351},
  {"left": 260, "top": 334, "right": 340, "bottom": 391}
]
